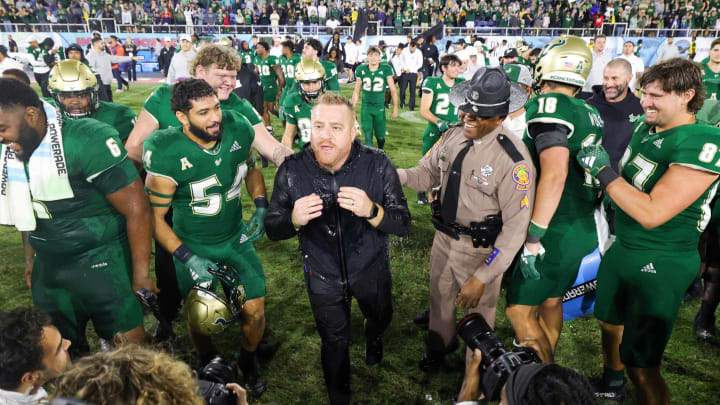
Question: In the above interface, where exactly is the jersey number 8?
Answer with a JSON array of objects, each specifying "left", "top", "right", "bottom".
[{"left": 298, "top": 118, "right": 312, "bottom": 144}]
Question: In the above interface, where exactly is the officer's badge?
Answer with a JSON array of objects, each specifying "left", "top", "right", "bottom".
[
  {"left": 512, "top": 164, "right": 531, "bottom": 191},
  {"left": 481, "top": 165, "right": 493, "bottom": 176}
]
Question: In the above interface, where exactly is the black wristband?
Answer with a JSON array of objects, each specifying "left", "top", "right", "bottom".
[
  {"left": 254, "top": 196, "right": 269, "bottom": 208},
  {"left": 596, "top": 166, "right": 620, "bottom": 188},
  {"left": 173, "top": 244, "right": 193, "bottom": 264}
]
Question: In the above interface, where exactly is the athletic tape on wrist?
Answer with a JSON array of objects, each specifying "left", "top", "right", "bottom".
[
  {"left": 596, "top": 166, "right": 620, "bottom": 188},
  {"left": 526, "top": 221, "right": 546, "bottom": 244},
  {"left": 173, "top": 244, "right": 194, "bottom": 264},
  {"left": 254, "top": 196, "right": 269, "bottom": 208}
]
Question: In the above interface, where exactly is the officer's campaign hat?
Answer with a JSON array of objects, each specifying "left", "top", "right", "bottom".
[{"left": 449, "top": 66, "right": 528, "bottom": 117}]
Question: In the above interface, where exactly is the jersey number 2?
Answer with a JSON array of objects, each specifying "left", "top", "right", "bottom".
[{"left": 362, "top": 77, "right": 384, "bottom": 92}]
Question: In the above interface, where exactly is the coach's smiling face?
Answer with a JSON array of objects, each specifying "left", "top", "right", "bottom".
[{"left": 0, "top": 104, "right": 45, "bottom": 162}]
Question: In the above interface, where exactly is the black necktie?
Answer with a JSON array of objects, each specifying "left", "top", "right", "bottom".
[{"left": 441, "top": 140, "right": 473, "bottom": 224}]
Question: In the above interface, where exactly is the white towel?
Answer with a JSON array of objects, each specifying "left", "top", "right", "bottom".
[
  {"left": 0, "top": 100, "right": 73, "bottom": 231},
  {"left": 0, "top": 144, "right": 34, "bottom": 231},
  {"left": 27, "top": 100, "right": 73, "bottom": 201}
]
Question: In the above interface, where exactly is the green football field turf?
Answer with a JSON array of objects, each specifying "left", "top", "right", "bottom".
[{"left": 1, "top": 82, "right": 719, "bottom": 404}]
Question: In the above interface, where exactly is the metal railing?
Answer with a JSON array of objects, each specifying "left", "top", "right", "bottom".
[{"left": 0, "top": 21, "right": 715, "bottom": 38}]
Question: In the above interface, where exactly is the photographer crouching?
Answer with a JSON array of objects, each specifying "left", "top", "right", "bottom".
[
  {"left": 51, "top": 345, "right": 249, "bottom": 405},
  {"left": 455, "top": 314, "right": 596, "bottom": 404}
]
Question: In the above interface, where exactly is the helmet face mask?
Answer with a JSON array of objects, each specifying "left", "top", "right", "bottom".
[
  {"left": 185, "top": 264, "right": 247, "bottom": 336},
  {"left": 294, "top": 58, "right": 326, "bottom": 103},
  {"left": 49, "top": 60, "right": 99, "bottom": 119},
  {"left": 299, "top": 79, "right": 325, "bottom": 102},
  {"left": 532, "top": 35, "right": 592, "bottom": 94}
]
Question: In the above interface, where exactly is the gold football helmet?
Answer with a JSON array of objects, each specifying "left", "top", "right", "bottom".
[
  {"left": 514, "top": 39, "right": 530, "bottom": 53},
  {"left": 185, "top": 263, "right": 247, "bottom": 336},
  {"left": 294, "top": 58, "right": 326, "bottom": 102},
  {"left": 217, "top": 37, "right": 234, "bottom": 48},
  {"left": 533, "top": 35, "right": 592, "bottom": 92},
  {"left": 186, "top": 284, "right": 246, "bottom": 335},
  {"left": 48, "top": 59, "right": 99, "bottom": 119}
]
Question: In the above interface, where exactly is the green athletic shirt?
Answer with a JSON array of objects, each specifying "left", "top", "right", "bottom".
[
  {"left": 355, "top": 62, "right": 394, "bottom": 107},
  {"left": 239, "top": 50, "right": 255, "bottom": 65},
  {"left": 283, "top": 91, "right": 313, "bottom": 147},
  {"left": 320, "top": 59, "right": 340, "bottom": 91},
  {"left": 523, "top": 93, "right": 604, "bottom": 220},
  {"left": 90, "top": 101, "right": 137, "bottom": 141},
  {"left": 697, "top": 100, "right": 720, "bottom": 126},
  {"left": 614, "top": 121, "right": 720, "bottom": 250},
  {"left": 142, "top": 110, "right": 255, "bottom": 246},
  {"left": 702, "top": 62, "right": 720, "bottom": 100},
  {"left": 143, "top": 84, "right": 262, "bottom": 129},
  {"left": 422, "top": 76, "right": 466, "bottom": 123},
  {"left": 28, "top": 119, "right": 138, "bottom": 256},
  {"left": 280, "top": 53, "right": 302, "bottom": 91},
  {"left": 258, "top": 55, "right": 279, "bottom": 88},
  {"left": 45, "top": 98, "right": 137, "bottom": 141}
]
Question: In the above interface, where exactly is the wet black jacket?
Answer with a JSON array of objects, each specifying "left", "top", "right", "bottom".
[{"left": 265, "top": 140, "right": 410, "bottom": 284}]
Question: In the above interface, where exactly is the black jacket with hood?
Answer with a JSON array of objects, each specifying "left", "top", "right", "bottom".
[{"left": 265, "top": 140, "right": 410, "bottom": 285}]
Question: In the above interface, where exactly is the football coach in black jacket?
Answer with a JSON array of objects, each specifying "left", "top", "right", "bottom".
[{"left": 265, "top": 92, "right": 410, "bottom": 405}]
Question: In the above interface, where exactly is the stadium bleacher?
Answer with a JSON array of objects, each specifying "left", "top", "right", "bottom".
[{"left": 0, "top": 0, "right": 719, "bottom": 37}]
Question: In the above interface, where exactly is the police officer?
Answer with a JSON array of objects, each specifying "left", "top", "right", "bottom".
[{"left": 398, "top": 67, "right": 535, "bottom": 371}]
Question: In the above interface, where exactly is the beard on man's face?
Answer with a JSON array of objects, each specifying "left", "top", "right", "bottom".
[
  {"left": 188, "top": 119, "right": 222, "bottom": 143},
  {"left": 14, "top": 119, "right": 43, "bottom": 162}
]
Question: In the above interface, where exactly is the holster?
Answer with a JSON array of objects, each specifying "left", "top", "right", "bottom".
[{"left": 431, "top": 191, "right": 503, "bottom": 248}]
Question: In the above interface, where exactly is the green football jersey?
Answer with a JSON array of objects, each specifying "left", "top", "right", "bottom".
[
  {"left": 44, "top": 98, "right": 136, "bottom": 141},
  {"left": 239, "top": 50, "right": 255, "bottom": 66},
  {"left": 28, "top": 118, "right": 138, "bottom": 256},
  {"left": 142, "top": 110, "right": 255, "bottom": 246},
  {"left": 614, "top": 121, "right": 720, "bottom": 250},
  {"left": 320, "top": 60, "right": 340, "bottom": 92},
  {"left": 422, "top": 76, "right": 466, "bottom": 123},
  {"left": 258, "top": 55, "right": 279, "bottom": 88},
  {"left": 283, "top": 91, "right": 313, "bottom": 147},
  {"left": 280, "top": 53, "right": 301, "bottom": 91},
  {"left": 523, "top": 93, "right": 604, "bottom": 220},
  {"left": 143, "top": 84, "right": 262, "bottom": 129},
  {"left": 355, "top": 62, "right": 393, "bottom": 107},
  {"left": 698, "top": 100, "right": 720, "bottom": 127},
  {"left": 91, "top": 101, "right": 137, "bottom": 142},
  {"left": 702, "top": 62, "right": 720, "bottom": 101}
]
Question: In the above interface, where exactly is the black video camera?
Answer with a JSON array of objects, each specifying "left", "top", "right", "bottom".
[
  {"left": 457, "top": 313, "right": 539, "bottom": 401},
  {"left": 197, "top": 357, "right": 237, "bottom": 405}
]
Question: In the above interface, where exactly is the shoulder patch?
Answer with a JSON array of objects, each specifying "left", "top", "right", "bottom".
[{"left": 497, "top": 134, "right": 524, "bottom": 163}]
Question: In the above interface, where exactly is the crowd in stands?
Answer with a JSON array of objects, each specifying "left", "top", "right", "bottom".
[{"left": 1, "top": 0, "right": 720, "bottom": 34}]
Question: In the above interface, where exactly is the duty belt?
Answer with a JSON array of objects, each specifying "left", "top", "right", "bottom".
[{"left": 430, "top": 195, "right": 503, "bottom": 248}]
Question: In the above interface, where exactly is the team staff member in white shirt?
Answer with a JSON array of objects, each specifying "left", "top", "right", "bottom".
[
  {"left": 618, "top": 41, "right": 644, "bottom": 93},
  {"left": 580, "top": 34, "right": 611, "bottom": 99},
  {"left": 166, "top": 34, "right": 196, "bottom": 84},
  {"left": 399, "top": 41, "right": 423, "bottom": 111},
  {"left": 344, "top": 36, "right": 357, "bottom": 82},
  {"left": 0, "top": 45, "right": 23, "bottom": 76}
]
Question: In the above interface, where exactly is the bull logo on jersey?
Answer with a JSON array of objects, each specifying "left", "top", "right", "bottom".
[{"left": 512, "top": 163, "right": 531, "bottom": 191}]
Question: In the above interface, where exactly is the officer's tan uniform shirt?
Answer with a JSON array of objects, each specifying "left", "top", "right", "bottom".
[{"left": 399, "top": 124, "right": 536, "bottom": 284}]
